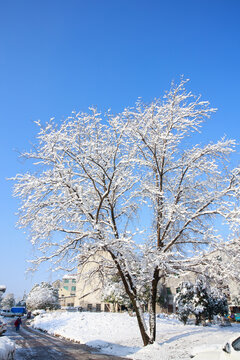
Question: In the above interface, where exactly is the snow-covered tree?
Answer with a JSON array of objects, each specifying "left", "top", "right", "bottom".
[
  {"left": 191, "top": 279, "right": 209, "bottom": 325},
  {"left": 102, "top": 276, "right": 131, "bottom": 311},
  {"left": 0, "top": 286, "right": 6, "bottom": 307},
  {"left": 206, "top": 288, "right": 228, "bottom": 321},
  {"left": 175, "top": 278, "right": 228, "bottom": 325},
  {"left": 26, "top": 282, "right": 60, "bottom": 311},
  {"left": 12, "top": 79, "right": 240, "bottom": 345},
  {"left": 1, "top": 293, "right": 15, "bottom": 310},
  {"left": 16, "top": 292, "right": 27, "bottom": 307},
  {"left": 175, "top": 282, "right": 194, "bottom": 324}
]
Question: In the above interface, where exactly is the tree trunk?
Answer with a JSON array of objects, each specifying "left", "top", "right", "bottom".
[
  {"left": 149, "top": 267, "right": 160, "bottom": 343},
  {"left": 195, "top": 314, "right": 202, "bottom": 325},
  {"left": 108, "top": 250, "right": 151, "bottom": 346},
  {"left": 132, "top": 299, "right": 151, "bottom": 346}
]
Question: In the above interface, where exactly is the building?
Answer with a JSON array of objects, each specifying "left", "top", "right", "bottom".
[
  {"left": 55, "top": 252, "right": 117, "bottom": 311},
  {"left": 156, "top": 248, "right": 240, "bottom": 314},
  {"left": 56, "top": 248, "right": 240, "bottom": 314},
  {"left": 74, "top": 252, "right": 115, "bottom": 312},
  {"left": 53, "top": 275, "right": 77, "bottom": 307}
]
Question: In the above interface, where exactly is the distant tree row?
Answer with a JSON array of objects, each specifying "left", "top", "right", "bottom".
[{"left": 0, "top": 282, "right": 60, "bottom": 311}]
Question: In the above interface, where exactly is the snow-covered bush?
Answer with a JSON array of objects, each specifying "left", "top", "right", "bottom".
[
  {"left": 1, "top": 294, "right": 15, "bottom": 310},
  {"left": 175, "top": 279, "right": 228, "bottom": 325},
  {"left": 0, "top": 337, "right": 15, "bottom": 360},
  {"left": 26, "top": 282, "right": 60, "bottom": 311}
]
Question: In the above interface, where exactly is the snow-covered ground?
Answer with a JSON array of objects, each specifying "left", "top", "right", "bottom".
[{"left": 30, "top": 311, "right": 240, "bottom": 359}]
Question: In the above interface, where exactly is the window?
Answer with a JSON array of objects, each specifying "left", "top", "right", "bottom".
[
  {"left": 87, "top": 304, "right": 92, "bottom": 312},
  {"left": 71, "top": 286, "right": 76, "bottom": 291},
  {"left": 166, "top": 287, "right": 172, "bottom": 295},
  {"left": 96, "top": 304, "right": 101, "bottom": 312},
  {"left": 64, "top": 279, "right": 69, "bottom": 283},
  {"left": 72, "top": 279, "right": 76, "bottom": 283},
  {"left": 63, "top": 286, "right": 68, "bottom": 290},
  {"left": 104, "top": 304, "right": 110, "bottom": 312}
]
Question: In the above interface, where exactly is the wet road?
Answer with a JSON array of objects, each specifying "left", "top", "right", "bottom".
[{"left": 6, "top": 321, "right": 127, "bottom": 360}]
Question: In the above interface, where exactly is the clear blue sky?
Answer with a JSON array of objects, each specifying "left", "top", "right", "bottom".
[{"left": 0, "top": 0, "right": 240, "bottom": 299}]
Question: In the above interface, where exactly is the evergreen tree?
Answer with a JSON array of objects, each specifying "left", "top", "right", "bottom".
[
  {"left": 175, "top": 282, "right": 194, "bottom": 324},
  {"left": 192, "top": 279, "right": 209, "bottom": 325},
  {"left": 175, "top": 278, "right": 228, "bottom": 325},
  {"left": 207, "top": 288, "right": 228, "bottom": 320}
]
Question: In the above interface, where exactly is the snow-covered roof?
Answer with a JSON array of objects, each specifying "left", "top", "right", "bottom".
[{"left": 62, "top": 274, "right": 77, "bottom": 280}]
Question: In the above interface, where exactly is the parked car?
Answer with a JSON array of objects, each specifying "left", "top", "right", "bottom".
[
  {"left": 191, "top": 335, "right": 240, "bottom": 359},
  {"left": 0, "top": 320, "right": 7, "bottom": 335},
  {"left": 0, "top": 310, "right": 15, "bottom": 317}
]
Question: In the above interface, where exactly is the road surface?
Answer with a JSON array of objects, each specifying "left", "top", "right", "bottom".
[{"left": 5, "top": 320, "right": 127, "bottom": 360}]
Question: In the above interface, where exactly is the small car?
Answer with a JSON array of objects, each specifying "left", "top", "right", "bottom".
[
  {"left": 191, "top": 334, "right": 240, "bottom": 359},
  {"left": 0, "top": 320, "right": 7, "bottom": 335},
  {"left": 0, "top": 310, "right": 15, "bottom": 317}
]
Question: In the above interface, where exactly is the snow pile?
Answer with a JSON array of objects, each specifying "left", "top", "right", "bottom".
[
  {"left": 32, "top": 312, "right": 140, "bottom": 357},
  {"left": 30, "top": 310, "right": 240, "bottom": 359},
  {"left": 0, "top": 337, "right": 15, "bottom": 360},
  {"left": 32, "top": 309, "right": 46, "bottom": 316}
]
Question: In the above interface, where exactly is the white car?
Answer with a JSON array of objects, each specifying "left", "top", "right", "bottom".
[
  {"left": 0, "top": 320, "right": 7, "bottom": 335},
  {"left": 0, "top": 310, "right": 15, "bottom": 317},
  {"left": 191, "top": 335, "right": 240, "bottom": 359}
]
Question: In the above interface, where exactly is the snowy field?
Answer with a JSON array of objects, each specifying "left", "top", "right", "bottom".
[{"left": 30, "top": 311, "right": 240, "bottom": 359}]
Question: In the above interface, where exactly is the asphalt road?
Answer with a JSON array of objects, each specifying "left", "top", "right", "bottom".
[{"left": 5, "top": 320, "right": 127, "bottom": 360}]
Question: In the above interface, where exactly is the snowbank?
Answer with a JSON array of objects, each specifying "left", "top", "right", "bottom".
[
  {"left": 30, "top": 311, "right": 240, "bottom": 359},
  {"left": 32, "top": 309, "right": 46, "bottom": 316},
  {"left": 0, "top": 337, "right": 15, "bottom": 360}
]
